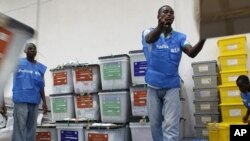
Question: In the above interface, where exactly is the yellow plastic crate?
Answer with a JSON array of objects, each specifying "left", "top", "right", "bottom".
[
  {"left": 208, "top": 122, "right": 246, "bottom": 141},
  {"left": 220, "top": 103, "right": 246, "bottom": 123},
  {"left": 220, "top": 69, "right": 248, "bottom": 85},
  {"left": 218, "top": 53, "right": 247, "bottom": 71},
  {"left": 217, "top": 35, "right": 247, "bottom": 56},
  {"left": 208, "top": 122, "right": 229, "bottom": 141},
  {"left": 218, "top": 85, "right": 241, "bottom": 104}
]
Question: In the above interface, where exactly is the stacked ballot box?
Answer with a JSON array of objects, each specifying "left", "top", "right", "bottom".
[
  {"left": 98, "top": 54, "right": 132, "bottom": 124},
  {"left": 98, "top": 90, "right": 131, "bottom": 123},
  {"left": 49, "top": 63, "right": 102, "bottom": 123},
  {"left": 49, "top": 93, "right": 75, "bottom": 123},
  {"left": 50, "top": 65, "right": 75, "bottom": 94},
  {"left": 98, "top": 54, "right": 131, "bottom": 90},
  {"left": 130, "top": 85, "right": 148, "bottom": 117},
  {"left": 85, "top": 124, "right": 131, "bottom": 141},
  {"left": 217, "top": 35, "right": 248, "bottom": 123},
  {"left": 49, "top": 65, "right": 76, "bottom": 123},
  {"left": 72, "top": 64, "right": 101, "bottom": 93},
  {"left": 72, "top": 64, "right": 102, "bottom": 122},
  {"left": 128, "top": 50, "right": 151, "bottom": 125},
  {"left": 36, "top": 124, "right": 58, "bottom": 141},
  {"left": 73, "top": 93, "right": 100, "bottom": 121},
  {"left": 128, "top": 50, "right": 147, "bottom": 85},
  {"left": 56, "top": 121, "right": 87, "bottom": 141},
  {"left": 192, "top": 60, "right": 220, "bottom": 138}
]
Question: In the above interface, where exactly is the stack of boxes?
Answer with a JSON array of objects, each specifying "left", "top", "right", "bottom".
[
  {"left": 48, "top": 55, "right": 133, "bottom": 141},
  {"left": 128, "top": 50, "right": 152, "bottom": 141},
  {"left": 191, "top": 60, "right": 220, "bottom": 138},
  {"left": 72, "top": 64, "right": 101, "bottom": 121},
  {"left": 49, "top": 65, "right": 76, "bottom": 122},
  {"left": 217, "top": 35, "right": 248, "bottom": 123},
  {"left": 49, "top": 64, "right": 88, "bottom": 141},
  {"left": 128, "top": 50, "right": 148, "bottom": 117},
  {"left": 96, "top": 54, "right": 131, "bottom": 140},
  {"left": 37, "top": 50, "right": 194, "bottom": 141},
  {"left": 98, "top": 54, "right": 131, "bottom": 123},
  {"left": 207, "top": 35, "right": 249, "bottom": 141}
]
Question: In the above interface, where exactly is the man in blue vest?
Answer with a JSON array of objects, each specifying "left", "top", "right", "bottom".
[
  {"left": 11, "top": 43, "right": 48, "bottom": 141},
  {"left": 236, "top": 75, "right": 250, "bottom": 124},
  {"left": 142, "top": 5, "right": 206, "bottom": 141}
]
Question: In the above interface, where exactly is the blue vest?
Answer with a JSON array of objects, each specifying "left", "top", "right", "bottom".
[
  {"left": 142, "top": 28, "right": 188, "bottom": 88},
  {"left": 12, "top": 58, "right": 47, "bottom": 104},
  {"left": 240, "top": 92, "right": 250, "bottom": 109}
]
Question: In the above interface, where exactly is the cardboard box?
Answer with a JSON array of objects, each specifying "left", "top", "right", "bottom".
[{"left": 199, "top": 0, "right": 250, "bottom": 38}]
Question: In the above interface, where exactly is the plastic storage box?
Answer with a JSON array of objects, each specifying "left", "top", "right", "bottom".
[
  {"left": 128, "top": 50, "right": 147, "bottom": 85},
  {"left": 36, "top": 124, "right": 58, "bottom": 141},
  {"left": 218, "top": 85, "right": 241, "bottom": 104},
  {"left": 50, "top": 66, "right": 74, "bottom": 94},
  {"left": 129, "top": 122, "right": 152, "bottom": 141},
  {"left": 208, "top": 122, "right": 228, "bottom": 141},
  {"left": 73, "top": 93, "right": 100, "bottom": 121},
  {"left": 98, "top": 54, "right": 131, "bottom": 90},
  {"left": 193, "top": 87, "right": 219, "bottom": 101},
  {"left": 99, "top": 90, "right": 130, "bottom": 123},
  {"left": 220, "top": 69, "right": 248, "bottom": 85},
  {"left": 192, "top": 74, "right": 218, "bottom": 88},
  {"left": 191, "top": 60, "right": 218, "bottom": 75},
  {"left": 217, "top": 35, "right": 247, "bottom": 56},
  {"left": 218, "top": 53, "right": 247, "bottom": 71},
  {"left": 194, "top": 112, "right": 220, "bottom": 125},
  {"left": 130, "top": 85, "right": 148, "bottom": 116},
  {"left": 220, "top": 103, "right": 246, "bottom": 122},
  {"left": 72, "top": 64, "right": 101, "bottom": 93},
  {"left": 194, "top": 100, "right": 219, "bottom": 113},
  {"left": 56, "top": 122, "right": 87, "bottom": 141},
  {"left": 194, "top": 125, "right": 208, "bottom": 138},
  {"left": 49, "top": 93, "right": 75, "bottom": 122},
  {"left": 85, "top": 124, "right": 130, "bottom": 141}
]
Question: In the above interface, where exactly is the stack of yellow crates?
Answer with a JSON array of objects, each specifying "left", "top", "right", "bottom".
[
  {"left": 208, "top": 35, "right": 248, "bottom": 141},
  {"left": 218, "top": 35, "right": 248, "bottom": 123}
]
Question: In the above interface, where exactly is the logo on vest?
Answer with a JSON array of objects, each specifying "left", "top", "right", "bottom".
[
  {"left": 170, "top": 48, "right": 180, "bottom": 53},
  {"left": 156, "top": 44, "right": 168, "bottom": 49}
]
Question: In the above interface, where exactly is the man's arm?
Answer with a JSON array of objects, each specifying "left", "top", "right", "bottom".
[
  {"left": 145, "top": 15, "right": 169, "bottom": 43},
  {"left": 243, "top": 109, "right": 250, "bottom": 123},
  {"left": 40, "top": 88, "right": 48, "bottom": 114},
  {"left": 183, "top": 39, "right": 206, "bottom": 58},
  {"left": 145, "top": 26, "right": 162, "bottom": 43}
]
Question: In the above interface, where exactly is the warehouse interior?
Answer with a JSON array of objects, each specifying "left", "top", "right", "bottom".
[{"left": 1, "top": 0, "right": 250, "bottom": 141}]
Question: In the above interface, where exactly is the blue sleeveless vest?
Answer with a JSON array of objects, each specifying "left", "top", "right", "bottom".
[
  {"left": 142, "top": 28, "right": 188, "bottom": 88},
  {"left": 12, "top": 58, "right": 47, "bottom": 104}
]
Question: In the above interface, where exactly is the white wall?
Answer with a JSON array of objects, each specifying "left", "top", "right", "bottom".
[
  {"left": 1, "top": 0, "right": 173, "bottom": 96},
  {"left": 1, "top": 0, "right": 250, "bottom": 138}
]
